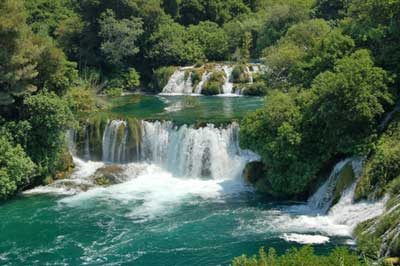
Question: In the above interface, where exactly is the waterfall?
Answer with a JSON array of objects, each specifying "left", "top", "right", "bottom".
[
  {"left": 222, "top": 66, "right": 234, "bottom": 94},
  {"left": 195, "top": 72, "right": 211, "bottom": 94},
  {"left": 161, "top": 70, "right": 193, "bottom": 95},
  {"left": 245, "top": 66, "right": 253, "bottom": 84},
  {"left": 307, "top": 159, "right": 353, "bottom": 213},
  {"left": 140, "top": 121, "right": 256, "bottom": 179},
  {"left": 73, "top": 120, "right": 258, "bottom": 180},
  {"left": 102, "top": 120, "right": 128, "bottom": 163}
]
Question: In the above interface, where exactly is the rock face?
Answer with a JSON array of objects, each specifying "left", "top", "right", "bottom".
[
  {"left": 90, "top": 165, "right": 127, "bottom": 186},
  {"left": 243, "top": 161, "right": 265, "bottom": 184}
]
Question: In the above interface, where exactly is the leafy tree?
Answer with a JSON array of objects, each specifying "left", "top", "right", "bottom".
[
  {"left": 0, "top": 134, "right": 35, "bottom": 199},
  {"left": 98, "top": 9, "right": 144, "bottom": 67},
  {"left": 147, "top": 17, "right": 204, "bottom": 65},
  {"left": 24, "top": 0, "right": 77, "bottom": 37},
  {"left": 188, "top": 21, "right": 229, "bottom": 61},
  {"left": 308, "top": 50, "right": 395, "bottom": 157},
  {"left": 0, "top": 0, "right": 41, "bottom": 105},
  {"left": 33, "top": 37, "right": 78, "bottom": 95},
  {"left": 314, "top": 0, "right": 348, "bottom": 20},
  {"left": 256, "top": 0, "right": 314, "bottom": 55},
  {"left": 345, "top": 0, "right": 400, "bottom": 84},
  {"left": 23, "top": 91, "right": 75, "bottom": 175},
  {"left": 124, "top": 68, "right": 141, "bottom": 88}
]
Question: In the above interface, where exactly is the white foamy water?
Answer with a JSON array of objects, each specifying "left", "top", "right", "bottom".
[
  {"left": 281, "top": 233, "right": 330, "bottom": 244},
  {"left": 59, "top": 162, "right": 250, "bottom": 222},
  {"left": 236, "top": 158, "right": 387, "bottom": 244},
  {"left": 24, "top": 158, "right": 104, "bottom": 195}
]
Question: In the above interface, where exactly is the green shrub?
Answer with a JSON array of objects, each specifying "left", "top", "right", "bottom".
[
  {"left": 232, "top": 246, "right": 363, "bottom": 266},
  {"left": 242, "top": 82, "right": 266, "bottom": 96},
  {"left": 232, "top": 65, "right": 250, "bottom": 83},
  {"left": 104, "top": 87, "right": 123, "bottom": 97},
  {"left": 0, "top": 135, "right": 36, "bottom": 199},
  {"left": 202, "top": 81, "right": 221, "bottom": 95}
]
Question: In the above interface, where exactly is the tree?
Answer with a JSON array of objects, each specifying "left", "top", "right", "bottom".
[
  {"left": 0, "top": 135, "right": 35, "bottom": 199},
  {"left": 124, "top": 68, "right": 141, "bottom": 88},
  {"left": 345, "top": 0, "right": 400, "bottom": 85},
  {"left": 308, "top": 49, "right": 394, "bottom": 156},
  {"left": 98, "top": 9, "right": 144, "bottom": 67},
  {"left": 256, "top": 0, "right": 314, "bottom": 54},
  {"left": 314, "top": 0, "right": 348, "bottom": 20},
  {"left": 147, "top": 17, "right": 204, "bottom": 65},
  {"left": 188, "top": 21, "right": 229, "bottom": 61},
  {"left": 33, "top": 37, "right": 78, "bottom": 95},
  {"left": 23, "top": 91, "right": 74, "bottom": 175},
  {"left": 0, "top": 0, "right": 41, "bottom": 105}
]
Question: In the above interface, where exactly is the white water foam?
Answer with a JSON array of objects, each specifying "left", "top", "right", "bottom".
[{"left": 281, "top": 233, "right": 330, "bottom": 244}]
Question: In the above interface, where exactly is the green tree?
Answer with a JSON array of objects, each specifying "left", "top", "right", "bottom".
[
  {"left": 308, "top": 50, "right": 395, "bottom": 156},
  {"left": 0, "top": 0, "right": 41, "bottom": 105},
  {"left": 98, "top": 9, "right": 144, "bottom": 67},
  {"left": 23, "top": 91, "right": 74, "bottom": 175},
  {"left": 147, "top": 17, "right": 204, "bottom": 65},
  {"left": 188, "top": 21, "right": 229, "bottom": 60},
  {"left": 0, "top": 134, "right": 35, "bottom": 199}
]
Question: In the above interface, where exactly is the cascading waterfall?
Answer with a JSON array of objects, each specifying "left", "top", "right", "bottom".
[
  {"left": 73, "top": 119, "right": 258, "bottom": 180},
  {"left": 245, "top": 66, "right": 253, "bottom": 84},
  {"left": 102, "top": 120, "right": 128, "bottom": 163},
  {"left": 195, "top": 72, "right": 212, "bottom": 94},
  {"left": 161, "top": 64, "right": 262, "bottom": 96},
  {"left": 307, "top": 158, "right": 352, "bottom": 213},
  {"left": 221, "top": 66, "right": 234, "bottom": 94},
  {"left": 161, "top": 70, "right": 193, "bottom": 95}
]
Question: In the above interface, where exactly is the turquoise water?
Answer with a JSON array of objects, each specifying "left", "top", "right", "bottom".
[
  {"left": 0, "top": 185, "right": 345, "bottom": 266},
  {"left": 105, "top": 95, "right": 264, "bottom": 125},
  {"left": 0, "top": 96, "right": 362, "bottom": 266}
]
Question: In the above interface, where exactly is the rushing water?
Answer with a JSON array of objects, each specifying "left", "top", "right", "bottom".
[{"left": 0, "top": 121, "right": 386, "bottom": 266}]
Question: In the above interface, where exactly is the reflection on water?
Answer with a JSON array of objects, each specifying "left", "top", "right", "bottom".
[{"left": 106, "top": 95, "right": 264, "bottom": 125}]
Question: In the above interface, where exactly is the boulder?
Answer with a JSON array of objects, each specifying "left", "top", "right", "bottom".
[{"left": 90, "top": 165, "right": 127, "bottom": 186}]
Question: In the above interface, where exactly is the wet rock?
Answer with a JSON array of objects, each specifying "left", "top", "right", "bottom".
[{"left": 90, "top": 165, "right": 127, "bottom": 186}]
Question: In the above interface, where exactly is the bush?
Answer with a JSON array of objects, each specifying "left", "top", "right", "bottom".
[
  {"left": 0, "top": 135, "right": 35, "bottom": 199},
  {"left": 104, "top": 87, "right": 123, "bottom": 97},
  {"left": 232, "top": 65, "right": 250, "bottom": 83},
  {"left": 201, "top": 70, "right": 225, "bottom": 95},
  {"left": 202, "top": 81, "right": 221, "bottom": 95},
  {"left": 232, "top": 246, "right": 363, "bottom": 266},
  {"left": 242, "top": 82, "right": 266, "bottom": 96},
  {"left": 23, "top": 91, "right": 75, "bottom": 176}
]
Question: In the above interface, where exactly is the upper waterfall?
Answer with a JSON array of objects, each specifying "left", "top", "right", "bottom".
[{"left": 160, "top": 63, "right": 261, "bottom": 96}]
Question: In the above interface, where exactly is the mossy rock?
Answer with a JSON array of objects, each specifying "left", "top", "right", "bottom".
[
  {"left": 91, "top": 165, "right": 127, "bottom": 186},
  {"left": 243, "top": 161, "right": 265, "bottom": 183},
  {"left": 202, "top": 81, "right": 221, "bottom": 95},
  {"left": 232, "top": 65, "right": 250, "bottom": 83},
  {"left": 241, "top": 82, "right": 266, "bottom": 96},
  {"left": 54, "top": 151, "right": 75, "bottom": 180}
]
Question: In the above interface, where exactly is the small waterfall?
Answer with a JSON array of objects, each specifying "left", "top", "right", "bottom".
[
  {"left": 245, "top": 66, "right": 253, "bottom": 84},
  {"left": 161, "top": 70, "right": 193, "bottom": 94},
  {"left": 195, "top": 72, "right": 212, "bottom": 94},
  {"left": 222, "top": 66, "right": 234, "bottom": 94},
  {"left": 307, "top": 159, "right": 353, "bottom": 213},
  {"left": 102, "top": 120, "right": 128, "bottom": 163}
]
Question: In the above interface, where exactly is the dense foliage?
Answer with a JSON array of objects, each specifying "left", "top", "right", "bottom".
[{"left": 232, "top": 246, "right": 365, "bottom": 266}]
